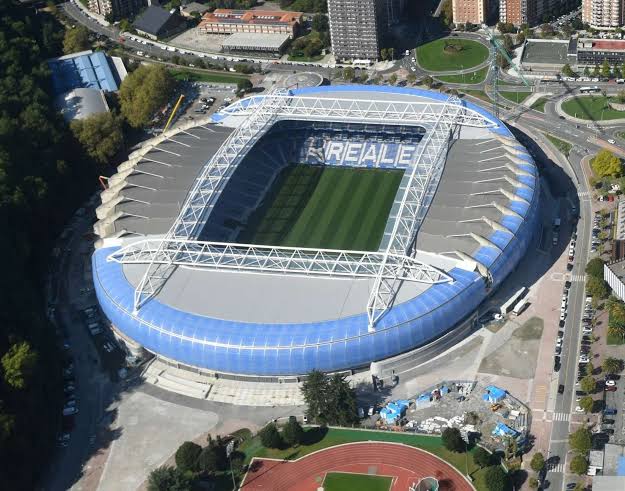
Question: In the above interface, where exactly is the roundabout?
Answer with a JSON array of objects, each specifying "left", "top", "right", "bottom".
[{"left": 416, "top": 38, "right": 490, "bottom": 72}]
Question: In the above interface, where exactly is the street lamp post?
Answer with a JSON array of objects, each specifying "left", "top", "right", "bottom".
[{"left": 227, "top": 440, "right": 236, "bottom": 490}]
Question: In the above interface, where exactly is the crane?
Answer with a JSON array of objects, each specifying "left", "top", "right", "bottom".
[{"left": 486, "top": 31, "right": 531, "bottom": 118}]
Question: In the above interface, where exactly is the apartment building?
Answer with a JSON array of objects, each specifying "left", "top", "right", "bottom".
[
  {"left": 582, "top": 0, "right": 624, "bottom": 29},
  {"left": 87, "top": 0, "right": 144, "bottom": 20},
  {"left": 452, "top": 0, "right": 489, "bottom": 24},
  {"left": 328, "top": 0, "right": 388, "bottom": 61}
]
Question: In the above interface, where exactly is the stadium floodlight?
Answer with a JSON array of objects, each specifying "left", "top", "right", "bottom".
[{"left": 121, "top": 90, "right": 497, "bottom": 318}]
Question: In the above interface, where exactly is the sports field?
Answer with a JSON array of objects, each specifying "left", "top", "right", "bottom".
[
  {"left": 239, "top": 165, "right": 403, "bottom": 251},
  {"left": 323, "top": 472, "right": 392, "bottom": 491}
]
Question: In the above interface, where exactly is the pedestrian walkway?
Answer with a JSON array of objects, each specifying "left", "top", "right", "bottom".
[
  {"left": 143, "top": 359, "right": 305, "bottom": 406},
  {"left": 569, "top": 274, "right": 587, "bottom": 282},
  {"left": 551, "top": 412, "right": 570, "bottom": 422}
]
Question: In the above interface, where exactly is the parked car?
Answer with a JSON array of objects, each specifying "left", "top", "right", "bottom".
[
  {"left": 605, "top": 380, "right": 616, "bottom": 386},
  {"left": 605, "top": 386, "right": 617, "bottom": 392},
  {"left": 558, "top": 384, "right": 565, "bottom": 394}
]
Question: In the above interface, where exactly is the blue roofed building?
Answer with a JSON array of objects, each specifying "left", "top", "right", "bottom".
[{"left": 47, "top": 50, "right": 126, "bottom": 121}]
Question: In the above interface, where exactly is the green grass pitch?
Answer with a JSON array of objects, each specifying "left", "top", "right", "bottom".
[
  {"left": 322, "top": 472, "right": 393, "bottom": 491},
  {"left": 238, "top": 165, "right": 404, "bottom": 252}
]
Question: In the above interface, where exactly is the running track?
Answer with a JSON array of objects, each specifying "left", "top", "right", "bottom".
[{"left": 240, "top": 442, "right": 475, "bottom": 490}]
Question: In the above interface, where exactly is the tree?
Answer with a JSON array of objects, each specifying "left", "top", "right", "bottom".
[
  {"left": 483, "top": 465, "right": 508, "bottom": 491},
  {"left": 301, "top": 370, "right": 327, "bottom": 422},
  {"left": 70, "top": 112, "right": 123, "bottom": 165},
  {"left": 147, "top": 466, "right": 195, "bottom": 491},
  {"left": 237, "top": 78, "right": 253, "bottom": 94},
  {"left": 516, "top": 31, "right": 526, "bottom": 45},
  {"left": 601, "top": 58, "right": 611, "bottom": 78},
  {"left": 562, "top": 64, "right": 575, "bottom": 77},
  {"left": 497, "top": 22, "right": 515, "bottom": 33},
  {"left": 579, "top": 395, "right": 594, "bottom": 413},
  {"left": 282, "top": 418, "right": 304, "bottom": 447},
  {"left": 580, "top": 375, "right": 596, "bottom": 394},
  {"left": 388, "top": 74, "right": 398, "bottom": 85},
  {"left": 569, "top": 427, "right": 592, "bottom": 454},
  {"left": 422, "top": 75, "right": 434, "bottom": 88},
  {"left": 530, "top": 452, "right": 545, "bottom": 473},
  {"left": 311, "top": 13, "right": 328, "bottom": 32},
  {"left": 502, "top": 34, "right": 514, "bottom": 53},
  {"left": 474, "top": 447, "right": 492, "bottom": 468},
  {"left": 120, "top": 65, "right": 176, "bottom": 128},
  {"left": 324, "top": 373, "right": 358, "bottom": 426},
  {"left": 528, "top": 476, "right": 539, "bottom": 489},
  {"left": 586, "top": 276, "right": 609, "bottom": 300},
  {"left": 342, "top": 66, "right": 355, "bottom": 81},
  {"left": 406, "top": 73, "right": 417, "bottom": 85},
  {"left": 570, "top": 455, "right": 589, "bottom": 475},
  {"left": 119, "top": 18, "right": 132, "bottom": 32},
  {"left": 603, "top": 357, "right": 623, "bottom": 374},
  {"left": 591, "top": 149, "right": 622, "bottom": 177},
  {"left": 441, "top": 427, "right": 465, "bottom": 453},
  {"left": 63, "top": 25, "right": 90, "bottom": 54},
  {"left": 584, "top": 66, "right": 591, "bottom": 76},
  {"left": 174, "top": 441, "right": 202, "bottom": 472},
  {"left": 259, "top": 423, "right": 282, "bottom": 449},
  {"left": 585, "top": 257, "right": 605, "bottom": 278},
  {"left": 197, "top": 444, "right": 226, "bottom": 473},
  {"left": 380, "top": 48, "right": 389, "bottom": 61},
  {"left": 1, "top": 342, "right": 38, "bottom": 390}
]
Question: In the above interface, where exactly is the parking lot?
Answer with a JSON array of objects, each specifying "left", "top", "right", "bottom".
[{"left": 175, "top": 82, "right": 237, "bottom": 127}]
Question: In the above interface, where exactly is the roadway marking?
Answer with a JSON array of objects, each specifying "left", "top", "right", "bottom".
[
  {"left": 551, "top": 272, "right": 565, "bottom": 281},
  {"left": 551, "top": 412, "right": 570, "bottom": 422},
  {"left": 534, "top": 384, "right": 547, "bottom": 406},
  {"left": 548, "top": 463, "right": 565, "bottom": 473},
  {"left": 569, "top": 274, "right": 586, "bottom": 282}
]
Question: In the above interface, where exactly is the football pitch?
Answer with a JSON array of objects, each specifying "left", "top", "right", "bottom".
[
  {"left": 322, "top": 472, "right": 393, "bottom": 491},
  {"left": 239, "top": 165, "right": 404, "bottom": 251}
]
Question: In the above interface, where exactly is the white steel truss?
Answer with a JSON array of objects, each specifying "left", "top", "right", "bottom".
[
  {"left": 223, "top": 94, "right": 497, "bottom": 128},
  {"left": 366, "top": 95, "right": 464, "bottom": 329},
  {"left": 108, "top": 239, "right": 453, "bottom": 284},
  {"left": 118, "top": 91, "right": 496, "bottom": 323}
]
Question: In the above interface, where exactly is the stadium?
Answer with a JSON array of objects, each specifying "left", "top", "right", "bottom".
[{"left": 92, "top": 85, "right": 540, "bottom": 378}]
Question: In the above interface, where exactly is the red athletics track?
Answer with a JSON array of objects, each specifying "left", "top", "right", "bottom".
[{"left": 240, "top": 442, "right": 475, "bottom": 491}]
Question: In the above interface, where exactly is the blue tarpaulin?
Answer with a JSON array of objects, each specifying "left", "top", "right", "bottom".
[
  {"left": 492, "top": 422, "right": 517, "bottom": 438},
  {"left": 483, "top": 385, "right": 506, "bottom": 403}
]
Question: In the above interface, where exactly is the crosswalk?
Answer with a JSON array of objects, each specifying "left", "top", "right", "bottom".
[
  {"left": 568, "top": 274, "right": 586, "bottom": 282},
  {"left": 577, "top": 191, "right": 592, "bottom": 199},
  {"left": 548, "top": 463, "right": 565, "bottom": 473},
  {"left": 552, "top": 412, "right": 570, "bottom": 422}
]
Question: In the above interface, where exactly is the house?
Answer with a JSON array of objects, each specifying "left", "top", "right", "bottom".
[{"left": 133, "top": 6, "right": 186, "bottom": 40}]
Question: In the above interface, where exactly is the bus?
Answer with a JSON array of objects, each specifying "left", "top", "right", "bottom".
[{"left": 579, "top": 86, "right": 601, "bottom": 93}]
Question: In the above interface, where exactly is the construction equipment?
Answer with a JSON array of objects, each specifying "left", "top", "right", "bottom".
[
  {"left": 486, "top": 31, "right": 531, "bottom": 118},
  {"left": 163, "top": 94, "right": 185, "bottom": 132}
]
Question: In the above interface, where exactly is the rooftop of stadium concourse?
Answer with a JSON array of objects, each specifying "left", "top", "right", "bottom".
[
  {"left": 117, "top": 137, "right": 536, "bottom": 324},
  {"left": 93, "top": 124, "right": 233, "bottom": 240}
]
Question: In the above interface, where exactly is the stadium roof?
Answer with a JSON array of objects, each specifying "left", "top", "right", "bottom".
[
  {"left": 221, "top": 32, "right": 291, "bottom": 50},
  {"left": 94, "top": 124, "right": 233, "bottom": 238},
  {"left": 48, "top": 50, "right": 119, "bottom": 95}
]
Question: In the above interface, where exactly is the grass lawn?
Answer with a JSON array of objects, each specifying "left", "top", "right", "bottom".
[
  {"left": 531, "top": 97, "right": 549, "bottom": 112},
  {"left": 169, "top": 68, "right": 247, "bottom": 84},
  {"left": 499, "top": 91, "right": 531, "bottom": 104},
  {"left": 238, "top": 165, "right": 403, "bottom": 251},
  {"left": 607, "top": 332, "right": 625, "bottom": 345},
  {"left": 288, "top": 53, "right": 324, "bottom": 62},
  {"left": 323, "top": 472, "right": 392, "bottom": 491},
  {"left": 416, "top": 38, "right": 489, "bottom": 72},
  {"left": 543, "top": 133, "right": 572, "bottom": 157},
  {"left": 436, "top": 66, "right": 488, "bottom": 84},
  {"left": 561, "top": 96, "right": 625, "bottom": 121},
  {"left": 459, "top": 89, "right": 491, "bottom": 103}
]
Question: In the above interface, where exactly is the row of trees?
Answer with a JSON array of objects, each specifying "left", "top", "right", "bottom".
[
  {"left": 290, "top": 13, "right": 329, "bottom": 59},
  {"left": 586, "top": 257, "right": 610, "bottom": 300},
  {"left": 0, "top": 1, "right": 100, "bottom": 489}
]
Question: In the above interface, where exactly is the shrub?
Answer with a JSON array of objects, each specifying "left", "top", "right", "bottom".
[
  {"left": 441, "top": 427, "right": 465, "bottom": 453},
  {"left": 259, "top": 423, "right": 282, "bottom": 449},
  {"left": 175, "top": 441, "right": 202, "bottom": 472}
]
